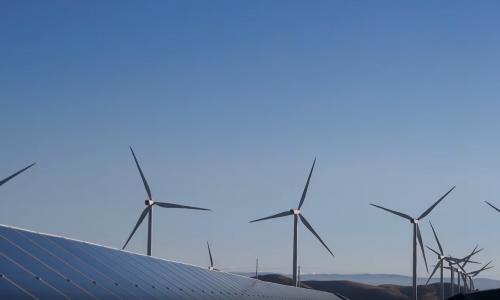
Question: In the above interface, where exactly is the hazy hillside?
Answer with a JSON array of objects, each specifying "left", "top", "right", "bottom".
[
  {"left": 254, "top": 273, "right": 500, "bottom": 300},
  {"left": 238, "top": 273, "right": 500, "bottom": 291},
  {"left": 299, "top": 274, "right": 500, "bottom": 291}
]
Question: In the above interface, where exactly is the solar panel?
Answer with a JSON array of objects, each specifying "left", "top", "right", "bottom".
[{"left": 0, "top": 224, "right": 340, "bottom": 299}]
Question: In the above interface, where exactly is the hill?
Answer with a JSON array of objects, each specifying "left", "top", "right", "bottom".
[
  {"left": 255, "top": 273, "right": 484, "bottom": 300},
  {"left": 448, "top": 288, "right": 500, "bottom": 299}
]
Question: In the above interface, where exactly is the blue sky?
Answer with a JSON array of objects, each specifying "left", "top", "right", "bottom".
[{"left": 2, "top": 1, "right": 500, "bottom": 280}]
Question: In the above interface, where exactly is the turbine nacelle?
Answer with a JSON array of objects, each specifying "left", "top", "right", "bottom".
[
  {"left": 145, "top": 199, "right": 155, "bottom": 206},
  {"left": 411, "top": 219, "right": 419, "bottom": 224},
  {"left": 291, "top": 209, "right": 301, "bottom": 215}
]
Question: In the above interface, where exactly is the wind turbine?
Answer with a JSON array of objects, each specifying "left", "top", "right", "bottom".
[
  {"left": 370, "top": 186, "right": 455, "bottom": 300},
  {"left": 455, "top": 259, "right": 492, "bottom": 293},
  {"left": 457, "top": 251, "right": 482, "bottom": 293},
  {"left": 466, "top": 261, "right": 493, "bottom": 291},
  {"left": 122, "top": 147, "right": 211, "bottom": 256},
  {"left": 446, "top": 246, "right": 482, "bottom": 295},
  {"left": 0, "top": 163, "right": 36, "bottom": 187},
  {"left": 249, "top": 158, "right": 333, "bottom": 286},
  {"left": 426, "top": 222, "right": 482, "bottom": 297}
]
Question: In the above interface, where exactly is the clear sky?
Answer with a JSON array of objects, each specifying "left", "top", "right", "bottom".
[{"left": 2, "top": 1, "right": 500, "bottom": 281}]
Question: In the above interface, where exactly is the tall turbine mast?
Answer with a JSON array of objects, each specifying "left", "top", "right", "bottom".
[{"left": 255, "top": 258, "right": 259, "bottom": 280}]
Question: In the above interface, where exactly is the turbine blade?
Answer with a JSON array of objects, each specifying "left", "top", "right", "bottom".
[
  {"left": 249, "top": 210, "right": 293, "bottom": 223},
  {"left": 470, "top": 247, "right": 483, "bottom": 256},
  {"left": 485, "top": 201, "right": 500, "bottom": 213},
  {"left": 130, "top": 146, "right": 152, "bottom": 200},
  {"left": 426, "top": 262, "right": 441, "bottom": 285},
  {"left": 369, "top": 204, "right": 413, "bottom": 221},
  {"left": 456, "top": 263, "right": 466, "bottom": 273},
  {"left": 417, "top": 224, "right": 429, "bottom": 273},
  {"left": 418, "top": 186, "right": 455, "bottom": 220},
  {"left": 428, "top": 221, "right": 443, "bottom": 255},
  {"left": 155, "top": 202, "right": 211, "bottom": 211},
  {"left": 298, "top": 158, "right": 316, "bottom": 209},
  {"left": 299, "top": 214, "right": 334, "bottom": 257},
  {"left": 477, "top": 261, "right": 493, "bottom": 273},
  {"left": 207, "top": 242, "right": 214, "bottom": 268},
  {"left": 122, "top": 206, "right": 151, "bottom": 250},
  {"left": 446, "top": 256, "right": 464, "bottom": 263},
  {"left": 425, "top": 245, "right": 440, "bottom": 256},
  {"left": 461, "top": 255, "right": 474, "bottom": 269},
  {"left": 460, "top": 246, "right": 482, "bottom": 263},
  {"left": 0, "top": 163, "right": 36, "bottom": 187},
  {"left": 471, "top": 265, "right": 493, "bottom": 276}
]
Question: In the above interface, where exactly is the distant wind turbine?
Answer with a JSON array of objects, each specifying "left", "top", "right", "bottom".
[
  {"left": 446, "top": 246, "right": 482, "bottom": 295},
  {"left": 456, "top": 258, "right": 475, "bottom": 293},
  {"left": 466, "top": 261, "right": 493, "bottom": 291},
  {"left": 425, "top": 222, "right": 480, "bottom": 298},
  {"left": 0, "top": 163, "right": 36, "bottom": 187},
  {"left": 122, "top": 147, "right": 211, "bottom": 256},
  {"left": 370, "top": 186, "right": 455, "bottom": 300},
  {"left": 249, "top": 158, "right": 333, "bottom": 286},
  {"left": 457, "top": 249, "right": 483, "bottom": 293}
]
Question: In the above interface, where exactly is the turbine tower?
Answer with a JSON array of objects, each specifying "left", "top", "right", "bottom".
[
  {"left": 122, "top": 147, "right": 211, "bottom": 256},
  {"left": 370, "top": 186, "right": 455, "bottom": 300},
  {"left": 207, "top": 242, "right": 218, "bottom": 271},
  {"left": 249, "top": 158, "right": 334, "bottom": 286},
  {"left": 0, "top": 163, "right": 35, "bottom": 187},
  {"left": 255, "top": 258, "right": 259, "bottom": 280}
]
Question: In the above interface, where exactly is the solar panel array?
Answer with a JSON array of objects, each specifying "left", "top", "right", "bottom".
[{"left": 0, "top": 225, "right": 340, "bottom": 299}]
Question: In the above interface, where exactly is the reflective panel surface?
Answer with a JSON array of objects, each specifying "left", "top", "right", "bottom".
[{"left": 0, "top": 225, "right": 339, "bottom": 300}]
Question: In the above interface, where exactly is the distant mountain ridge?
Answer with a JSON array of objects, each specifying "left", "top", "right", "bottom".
[{"left": 235, "top": 273, "right": 500, "bottom": 291}]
